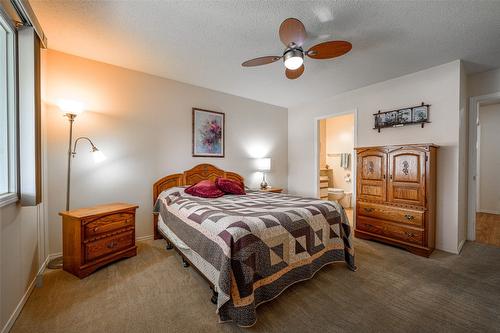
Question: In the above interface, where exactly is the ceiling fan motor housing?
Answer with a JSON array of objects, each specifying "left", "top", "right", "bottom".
[{"left": 283, "top": 47, "right": 304, "bottom": 70}]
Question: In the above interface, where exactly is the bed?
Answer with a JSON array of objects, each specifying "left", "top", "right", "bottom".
[{"left": 152, "top": 164, "right": 355, "bottom": 327}]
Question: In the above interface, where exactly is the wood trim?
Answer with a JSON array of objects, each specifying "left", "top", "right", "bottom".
[
  {"left": 34, "top": 35, "right": 42, "bottom": 204},
  {"left": 152, "top": 164, "right": 244, "bottom": 239},
  {"left": 192, "top": 108, "right": 225, "bottom": 158},
  {"left": 59, "top": 203, "right": 138, "bottom": 219},
  {"left": 355, "top": 143, "right": 439, "bottom": 151}
]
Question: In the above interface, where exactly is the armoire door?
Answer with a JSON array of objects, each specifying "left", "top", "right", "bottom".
[
  {"left": 357, "top": 149, "right": 387, "bottom": 202},
  {"left": 387, "top": 149, "right": 426, "bottom": 206}
]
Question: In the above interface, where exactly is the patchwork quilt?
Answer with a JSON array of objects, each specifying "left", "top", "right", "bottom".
[{"left": 155, "top": 187, "right": 355, "bottom": 327}]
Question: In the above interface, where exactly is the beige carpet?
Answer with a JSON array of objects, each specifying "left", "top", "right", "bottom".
[{"left": 11, "top": 238, "right": 500, "bottom": 333}]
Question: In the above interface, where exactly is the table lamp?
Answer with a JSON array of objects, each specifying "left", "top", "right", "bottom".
[{"left": 256, "top": 158, "right": 271, "bottom": 189}]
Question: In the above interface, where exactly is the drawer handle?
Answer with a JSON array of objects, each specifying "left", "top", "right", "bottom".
[
  {"left": 363, "top": 207, "right": 374, "bottom": 213},
  {"left": 364, "top": 223, "right": 375, "bottom": 228},
  {"left": 107, "top": 241, "right": 117, "bottom": 249},
  {"left": 404, "top": 214, "right": 415, "bottom": 220},
  {"left": 405, "top": 232, "right": 416, "bottom": 238}
]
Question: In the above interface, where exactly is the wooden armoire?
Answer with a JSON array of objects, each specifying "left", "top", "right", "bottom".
[{"left": 355, "top": 144, "right": 438, "bottom": 257}]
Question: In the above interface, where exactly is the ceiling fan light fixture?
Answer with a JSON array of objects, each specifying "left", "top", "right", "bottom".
[
  {"left": 283, "top": 49, "right": 304, "bottom": 70},
  {"left": 241, "top": 18, "right": 352, "bottom": 79}
]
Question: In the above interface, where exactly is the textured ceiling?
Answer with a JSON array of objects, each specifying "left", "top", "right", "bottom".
[{"left": 31, "top": 0, "right": 500, "bottom": 108}]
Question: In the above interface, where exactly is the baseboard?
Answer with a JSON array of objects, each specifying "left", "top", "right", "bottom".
[
  {"left": 1, "top": 255, "right": 50, "bottom": 333},
  {"left": 136, "top": 234, "right": 154, "bottom": 242},
  {"left": 457, "top": 239, "right": 466, "bottom": 254},
  {"left": 477, "top": 209, "right": 500, "bottom": 215},
  {"left": 48, "top": 252, "right": 62, "bottom": 261}
]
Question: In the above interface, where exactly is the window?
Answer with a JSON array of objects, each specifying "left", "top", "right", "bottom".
[{"left": 0, "top": 8, "right": 17, "bottom": 207}]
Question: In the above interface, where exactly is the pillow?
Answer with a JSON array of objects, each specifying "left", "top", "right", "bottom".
[
  {"left": 185, "top": 180, "right": 224, "bottom": 198},
  {"left": 216, "top": 177, "right": 246, "bottom": 195}
]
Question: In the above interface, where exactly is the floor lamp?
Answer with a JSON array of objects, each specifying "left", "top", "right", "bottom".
[{"left": 47, "top": 100, "right": 105, "bottom": 269}]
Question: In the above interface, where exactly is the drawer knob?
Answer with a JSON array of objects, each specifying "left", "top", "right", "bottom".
[
  {"left": 93, "top": 227, "right": 99, "bottom": 232},
  {"left": 404, "top": 214, "right": 415, "bottom": 220},
  {"left": 107, "top": 241, "right": 117, "bottom": 249},
  {"left": 405, "top": 232, "right": 416, "bottom": 238},
  {"left": 364, "top": 207, "right": 374, "bottom": 213}
]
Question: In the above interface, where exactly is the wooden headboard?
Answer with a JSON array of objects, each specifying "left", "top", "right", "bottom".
[{"left": 152, "top": 163, "right": 244, "bottom": 239}]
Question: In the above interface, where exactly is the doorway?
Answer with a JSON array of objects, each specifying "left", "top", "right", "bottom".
[
  {"left": 315, "top": 111, "right": 357, "bottom": 226},
  {"left": 468, "top": 93, "right": 500, "bottom": 246}
]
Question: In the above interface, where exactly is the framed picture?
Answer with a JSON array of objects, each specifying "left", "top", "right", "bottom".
[
  {"left": 373, "top": 103, "right": 430, "bottom": 132},
  {"left": 384, "top": 111, "right": 398, "bottom": 126},
  {"left": 192, "top": 108, "right": 225, "bottom": 157},
  {"left": 412, "top": 106, "right": 428, "bottom": 122},
  {"left": 398, "top": 108, "right": 412, "bottom": 123}
]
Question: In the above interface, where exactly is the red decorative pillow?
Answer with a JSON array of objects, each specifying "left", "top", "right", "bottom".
[
  {"left": 185, "top": 180, "right": 224, "bottom": 198},
  {"left": 216, "top": 177, "right": 246, "bottom": 195}
]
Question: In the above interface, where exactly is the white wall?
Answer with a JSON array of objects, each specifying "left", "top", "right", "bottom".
[
  {"left": 0, "top": 204, "right": 46, "bottom": 333},
  {"left": 457, "top": 62, "right": 468, "bottom": 249},
  {"left": 289, "top": 61, "right": 463, "bottom": 253},
  {"left": 468, "top": 68, "right": 500, "bottom": 97},
  {"left": 325, "top": 114, "right": 354, "bottom": 193},
  {"left": 478, "top": 103, "right": 500, "bottom": 213},
  {"left": 43, "top": 50, "right": 288, "bottom": 255}
]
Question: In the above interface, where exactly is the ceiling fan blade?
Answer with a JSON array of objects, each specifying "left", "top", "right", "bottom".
[
  {"left": 242, "top": 56, "right": 281, "bottom": 67},
  {"left": 285, "top": 64, "right": 304, "bottom": 80},
  {"left": 279, "top": 18, "right": 306, "bottom": 47},
  {"left": 307, "top": 41, "right": 352, "bottom": 59}
]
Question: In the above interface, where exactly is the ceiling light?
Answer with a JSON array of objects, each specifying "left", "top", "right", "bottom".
[{"left": 283, "top": 49, "right": 304, "bottom": 70}]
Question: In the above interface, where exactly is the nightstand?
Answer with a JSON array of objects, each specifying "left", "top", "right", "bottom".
[
  {"left": 60, "top": 203, "right": 138, "bottom": 278},
  {"left": 259, "top": 187, "right": 284, "bottom": 193}
]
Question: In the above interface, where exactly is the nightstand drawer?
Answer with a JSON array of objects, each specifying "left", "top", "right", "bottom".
[
  {"left": 85, "top": 230, "right": 134, "bottom": 262},
  {"left": 84, "top": 212, "right": 134, "bottom": 240}
]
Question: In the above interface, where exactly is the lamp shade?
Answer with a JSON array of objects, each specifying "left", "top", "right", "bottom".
[
  {"left": 58, "top": 99, "right": 84, "bottom": 115},
  {"left": 256, "top": 158, "right": 271, "bottom": 171},
  {"left": 92, "top": 149, "right": 106, "bottom": 163}
]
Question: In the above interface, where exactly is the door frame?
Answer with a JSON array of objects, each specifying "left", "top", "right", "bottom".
[
  {"left": 467, "top": 92, "right": 500, "bottom": 240},
  {"left": 313, "top": 108, "right": 358, "bottom": 210}
]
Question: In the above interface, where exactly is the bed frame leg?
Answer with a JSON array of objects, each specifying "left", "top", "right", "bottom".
[
  {"left": 182, "top": 257, "right": 190, "bottom": 268},
  {"left": 165, "top": 240, "right": 174, "bottom": 250}
]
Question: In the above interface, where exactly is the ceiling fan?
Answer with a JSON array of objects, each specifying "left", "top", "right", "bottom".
[{"left": 241, "top": 18, "right": 352, "bottom": 79}]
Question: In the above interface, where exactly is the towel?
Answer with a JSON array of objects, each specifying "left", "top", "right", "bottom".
[{"left": 340, "top": 153, "right": 350, "bottom": 169}]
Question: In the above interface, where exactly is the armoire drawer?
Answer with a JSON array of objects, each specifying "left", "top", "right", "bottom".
[
  {"left": 357, "top": 202, "right": 424, "bottom": 227},
  {"left": 356, "top": 217, "right": 424, "bottom": 246}
]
